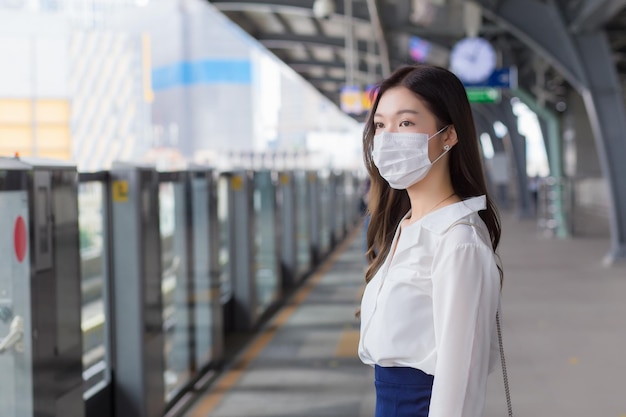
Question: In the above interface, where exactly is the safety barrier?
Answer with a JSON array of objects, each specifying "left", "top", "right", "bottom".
[{"left": 1, "top": 158, "right": 364, "bottom": 417}]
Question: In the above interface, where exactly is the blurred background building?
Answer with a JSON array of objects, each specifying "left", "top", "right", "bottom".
[{"left": 0, "top": 0, "right": 362, "bottom": 171}]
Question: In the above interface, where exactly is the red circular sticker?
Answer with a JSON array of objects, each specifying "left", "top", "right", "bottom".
[{"left": 14, "top": 216, "right": 27, "bottom": 263}]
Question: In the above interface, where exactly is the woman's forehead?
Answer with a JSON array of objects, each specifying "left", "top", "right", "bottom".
[{"left": 375, "top": 87, "right": 431, "bottom": 118}]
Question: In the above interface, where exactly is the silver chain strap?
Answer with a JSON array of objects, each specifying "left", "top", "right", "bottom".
[{"left": 496, "top": 311, "right": 513, "bottom": 417}]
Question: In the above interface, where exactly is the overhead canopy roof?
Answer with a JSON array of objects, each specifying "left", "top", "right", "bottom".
[{"left": 210, "top": 0, "right": 626, "bottom": 116}]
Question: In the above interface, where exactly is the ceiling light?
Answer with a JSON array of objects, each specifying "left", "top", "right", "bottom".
[{"left": 313, "top": 0, "right": 335, "bottom": 20}]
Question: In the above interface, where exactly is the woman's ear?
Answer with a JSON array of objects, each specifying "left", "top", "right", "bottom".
[{"left": 445, "top": 125, "right": 459, "bottom": 147}]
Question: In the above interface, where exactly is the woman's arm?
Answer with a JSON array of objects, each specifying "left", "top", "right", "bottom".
[{"left": 429, "top": 239, "right": 500, "bottom": 417}]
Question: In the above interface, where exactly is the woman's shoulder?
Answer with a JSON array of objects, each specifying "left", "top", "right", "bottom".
[
  {"left": 420, "top": 196, "right": 489, "bottom": 241},
  {"left": 439, "top": 212, "right": 491, "bottom": 249}
]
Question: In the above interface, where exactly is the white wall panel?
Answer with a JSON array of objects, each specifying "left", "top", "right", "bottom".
[
  {"left": 0, "top": 10, "right": 68, "bottom": 99},
  {"left": 35, "top": 37, "right": 68, "bottom": 97},
  {"left": 0, "top": 37, "right": 32, "bottom": 97}
]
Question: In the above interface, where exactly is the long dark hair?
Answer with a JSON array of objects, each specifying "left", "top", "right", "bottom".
[{"left": 363, "top": 64, "right": 502, "bottom": 283}]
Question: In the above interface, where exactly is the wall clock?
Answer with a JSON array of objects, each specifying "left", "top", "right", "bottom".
[{"left": 450, "top": 37, "right": 496, "bottom": 84}]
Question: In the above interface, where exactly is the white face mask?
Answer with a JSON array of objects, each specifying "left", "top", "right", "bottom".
[{"left": 372, "top": 125, "right": 450, "bottom": 190}]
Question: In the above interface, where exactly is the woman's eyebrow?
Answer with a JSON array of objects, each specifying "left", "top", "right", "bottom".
[{"left": 374, "top": 109, "right": 419, "bottom": 118}]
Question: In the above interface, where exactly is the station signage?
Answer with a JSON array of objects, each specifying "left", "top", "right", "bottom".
[
  {"left": 463, "top": 67, "right": 518, "bottom": 89},
  {"left": 466, "top": 88, "right": 501, "bottom": 103}
]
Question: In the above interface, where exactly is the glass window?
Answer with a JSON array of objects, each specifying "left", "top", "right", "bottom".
[
  {"left": 319, "top": 172, "right": 331, "bottom": 254},
  {"left": 217, "top": 175, "right": 231, "bottom": 303},
  {"left": 335, "top": 173, "right": 345, "bottom": 238},
  {"left": 159, "top": 181, "right": 191, "bottom": 401},
  {"left": 295, "top": 171, "right": 311, "bottom": 275},
  {"left": 78, "top": 181, "right": 110, "bottom": 392},
  {"left": 189, "top": 175, "right": 218, "bottom": 367},
  {"left": 253, "top": 171, "right": 279, "bottom": 314}
]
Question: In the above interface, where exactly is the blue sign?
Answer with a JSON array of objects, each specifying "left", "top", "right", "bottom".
[
  {"left": 463, "top": 67, "right": 517, "bottom": 89},
  {"left": 152, "top": 59, "right": 252, "bottom": 90}
]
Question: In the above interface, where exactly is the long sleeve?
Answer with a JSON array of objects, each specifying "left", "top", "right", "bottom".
[{"left": 429, "top": 240, "right": 500, "bottom": 417}]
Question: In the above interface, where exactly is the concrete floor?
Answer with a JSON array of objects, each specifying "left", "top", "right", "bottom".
[{"left": 185, "top": 211, "right": 626, "bottom": 417}]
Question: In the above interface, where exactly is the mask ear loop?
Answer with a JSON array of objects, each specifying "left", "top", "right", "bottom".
[
  {"left": 427, "top": 124, "right": 451, "bottom": 141},
  {"left": 429, "top": 125, "right": 453, "bottom": 164},
  {"left": 431, "top": 144, "right": 452, "bottom": 165}
]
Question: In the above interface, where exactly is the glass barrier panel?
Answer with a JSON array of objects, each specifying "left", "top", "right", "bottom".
[
  {"left": 350, "top": 173, "right": 361, "bottom": 225},
  {"left": 78, "top": 181, "right": 110, "bottom": 391},
  {"left": 343, "top": 172, "right": 354, "bottom": 226},
  {"left": 335, "top": 173, "right": 345, "bottom": 238},
  {"left": 0, "top": 187, "right": 33, "bottom": 416},
  {"left": 159, "top": 181, "right": 191, "bottom": 401},
  {"left": 253, "top": 171, "right": 279, "bottom": 314},
  {"left": 217, "top": 175, "right": 231, "bottom": 303},
  {"left": 295, "top": 171, "right": 311, "bottom": 275},
  {"left": 318, "top": 172, "right": 331, "bottom": 254},
  {"left": 189, "top": 175, "right": 215, "bottom": 367},
  {"left": 346, "top": 173, "right": 355, "bottom": 226}
]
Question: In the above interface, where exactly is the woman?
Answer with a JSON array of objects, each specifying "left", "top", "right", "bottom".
[{"left": 358, "top": 64, "right": 503, "bottom": 417}]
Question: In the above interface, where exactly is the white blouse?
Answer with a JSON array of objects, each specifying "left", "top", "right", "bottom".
[{"left": 359, "top": 195, "right": 501, "bottom": 417}]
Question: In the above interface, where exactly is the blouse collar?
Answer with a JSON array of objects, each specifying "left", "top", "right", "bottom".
[{"left": 419, "top": 195, "right": 487, "bottom": 235}]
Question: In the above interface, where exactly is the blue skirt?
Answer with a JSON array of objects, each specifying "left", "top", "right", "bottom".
[{"left": 375, "top": 365, "right": 434, "bottom": 417}]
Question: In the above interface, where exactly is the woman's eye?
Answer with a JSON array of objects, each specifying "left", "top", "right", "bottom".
[
  {"left": 374, "top": 122, "right": 384, "bottom": 129},
  {"left": 400, "top": 120, "right": 414, "bottom": 127}
]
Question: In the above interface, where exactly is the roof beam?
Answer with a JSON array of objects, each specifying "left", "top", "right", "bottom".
[
  {"left": 477, "top": 0, "right": 588, "bottom": 91},
  {"left": 365, "top": 0, "right": 390, "bottom": 77},
  {"left": 258, "top": 33, "right": 373, "bottom": 54},
  {"left": 271, "top": 11, "right": 316, "bottom": 62},
  {"left": 309, "top": 10, "right": 345, "bottom": 68},
  {"left": 391, "top": 23, "right": 506, "bottom": 39},
  {"left": 285, "top": 58, "right": 374, "bottom": 73},
  {"left": 569, "top": 0, "right": 626, "bottom": 33},
  {"left": 211, "top": 1, "right": 371, "bottom": 23},
  {"left": 271, "top": 10, "right": 293, "bottom": 32},
  {"left": 223, "top": 9, "right": 262, "bottom": 36},
  {"left": 306, "top": 73, "right": 373, "bottom": 84}
]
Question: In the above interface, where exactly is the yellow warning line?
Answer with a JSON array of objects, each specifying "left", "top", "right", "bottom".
[
  {"left": 335, "top": 329, "right": 360, "bottom": 358},
  {"left": 189, "top": 226, "right": 361, "bottom": 417}
]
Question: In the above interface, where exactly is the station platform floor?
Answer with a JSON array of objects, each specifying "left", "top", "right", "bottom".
[{"left": 183, "top": 211, "right": 626, "bottom": 417}]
